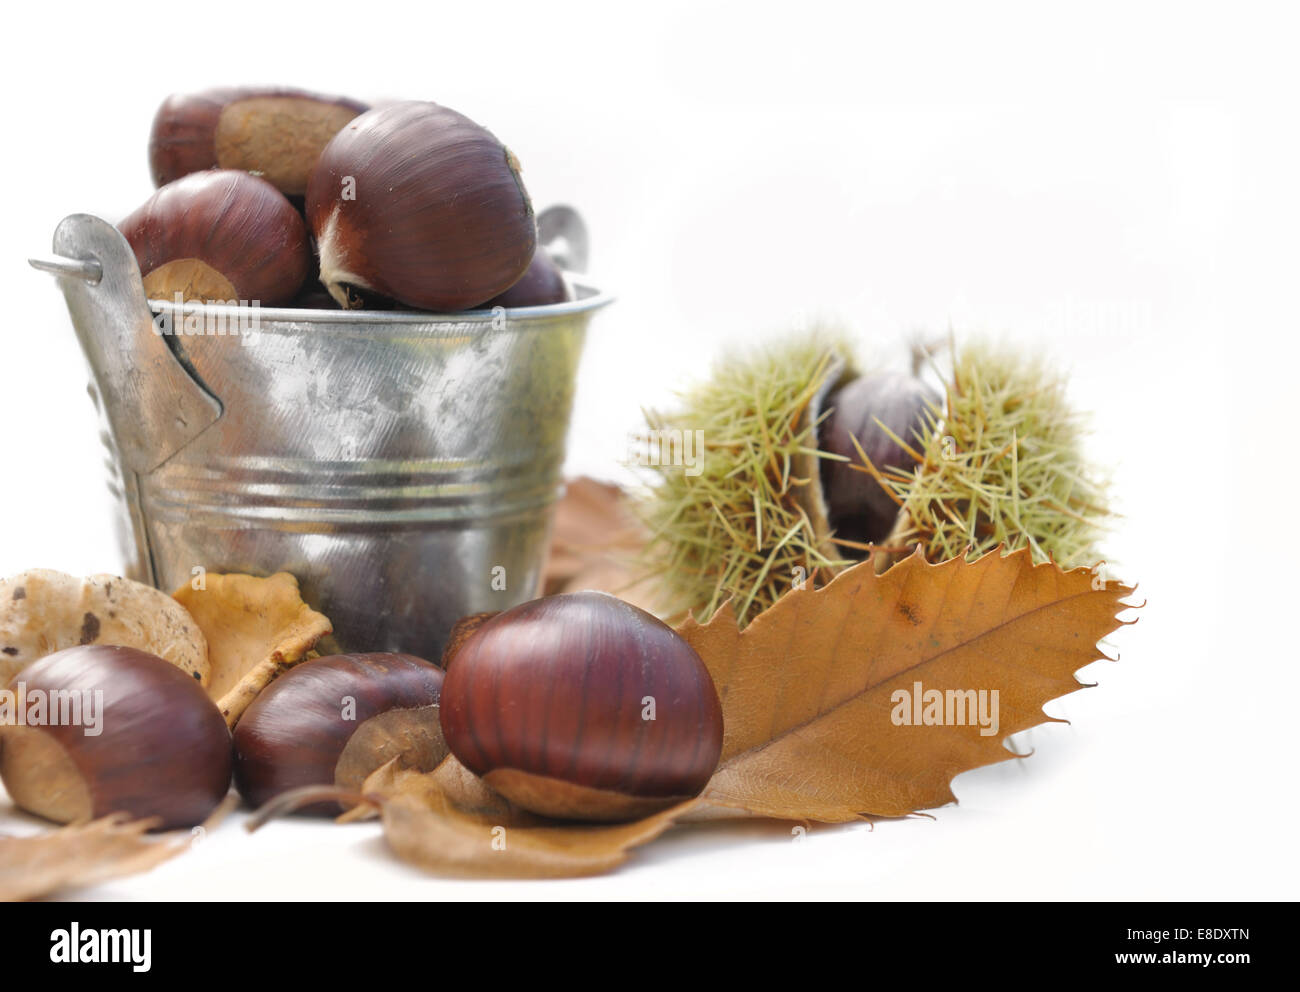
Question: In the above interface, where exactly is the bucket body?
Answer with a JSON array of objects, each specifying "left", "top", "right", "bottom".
[{"left": 36, "top": 213, "right": 610, "bottom": 660}]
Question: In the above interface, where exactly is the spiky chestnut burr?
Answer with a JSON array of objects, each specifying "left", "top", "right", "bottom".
[
  {"left": 870, "top": 341, "right": 1110, "bottom": 570},
  {"left": 635, "top": 334, "right": 856, "bottom": 627},
  {"left": 636, "top": 334, "right": 1112, "bottom": 628}
]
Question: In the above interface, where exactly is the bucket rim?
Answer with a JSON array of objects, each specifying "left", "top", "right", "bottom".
[{"left": 146, "top": 278, "right": 614, "bottom": 329}]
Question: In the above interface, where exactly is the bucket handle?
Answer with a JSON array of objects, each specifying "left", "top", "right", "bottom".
[
  {"left": 29, "top": 255, "right": 104, "bottom": 284},
  {"left": 29, "top": 214, "right": 224, "bottom": 475},
  {"left": 538, "top": 204, "right": 588, "bottom": 274}
]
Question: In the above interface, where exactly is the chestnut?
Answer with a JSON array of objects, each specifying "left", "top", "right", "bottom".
[
  {"left": 306, "top": 101, "right": 536, "bottom": 311},
  {"left": 232, "top": 653, "right": 445, "bottom": 814},
  {"left": 484, "top": 247, "right": 571, "bottom": 308},
  {"left": 119, "top": 170, "right": 311, "bottom": 305},
  {"left": 0, "top": 645, "right": 232, "bottom": 829},
  {"left": 440, "top": 592, "right": 723, "bottom": 822},
  {"left": 148, "top": 87, "right": 368, "bottom": 196},
  {"left": 819, "top": 372, "right": 936, "bottom": 546}
]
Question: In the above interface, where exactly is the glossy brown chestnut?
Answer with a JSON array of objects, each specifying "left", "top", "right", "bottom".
[
  {"left": 0, "top": 645, "right": 232, "bottom": 829},
  {"left": 232, "top": 653, "right": 445, "bottom": 814},
  {"left": 819, "top": 372, "right": 937, "bottom": 546},
  {"left": 119, "top": 170, "right": 311, "bottom": 305},
  {"left": 306, "top": 101, "right": 536, "bottom": 311},
  {"left": 484, "top": 247, "right": 571, "bottom": 308},
  {"left": 148, "top": 87, "right": 368, "bottom": 196},
  {"left": 440, "top": 592, "right": 723, "bottom": 822}
]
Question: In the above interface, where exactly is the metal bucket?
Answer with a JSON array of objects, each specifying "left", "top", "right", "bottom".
[{"left": 30, "top": 207, "right": 611, "bottom": 659}]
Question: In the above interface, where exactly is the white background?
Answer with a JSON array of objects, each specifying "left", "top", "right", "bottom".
[{"left": 1, "top": 0, "right": 1296, "bottom": 900}]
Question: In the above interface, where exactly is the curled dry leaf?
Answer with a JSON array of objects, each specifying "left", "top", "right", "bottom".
[
  {"left": 0, "top": 570, "right": 208, "bottom": 687},
  {"left": 244, "top": 704, "right": 449, "bottom": 826},
  {"left": 677, "top": 546, "right": 1138, "bottom": 822},
  {"left": 172, "top": 572, "right": 332, "bottom": 727},
  {"left": 0, "top": 811, "right": 208, "bottom": 901},
  {"left": 360, "top": 756, "right": 696, "bottom": 879},
  {"left": 333, "top": 705, "right": 449, "bottom": 794}
]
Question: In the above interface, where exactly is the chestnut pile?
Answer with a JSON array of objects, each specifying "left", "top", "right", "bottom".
[
  {"left": 229, "top": 591, "right": 724, "bottom": 823},
  {"left": 1, "top": 590, "right": 724, "bottom": 829},
  {"left": 0, "top": 644, "right": 450, "bottom": 828},
  {"left": 122, "top": 86, "right": 571, "bottom": 311}
]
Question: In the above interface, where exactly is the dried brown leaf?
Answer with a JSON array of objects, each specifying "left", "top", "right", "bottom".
[
  {"left": 0, "top": 814, "right": 190, "bottom": 901},
  {"left": 678, "top": 546, "right": 1136, "bottom": 822},
  {"left": 362, "top": 757, "right": 695, "bottom": 878},
  {"left": 542, "top": 477, "right": 661, "bottom": 613},
  {"left": 172, "top": 572, "right": 332, "bottom": 727},
  {"left": 245, "top": 548, "right": 1136, "bottom": 876},
  {"left": 334, "top": 705, "right": 448, "bottom": 793}
]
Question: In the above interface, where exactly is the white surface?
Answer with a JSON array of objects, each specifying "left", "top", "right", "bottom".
[{"left": 1, "top": 0, "right": 1296, "bottom": 900}]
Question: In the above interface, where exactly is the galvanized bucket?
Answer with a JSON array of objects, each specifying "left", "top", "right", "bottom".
[{"left": 30, "top": 206, "right": 611, "bottom": 660}]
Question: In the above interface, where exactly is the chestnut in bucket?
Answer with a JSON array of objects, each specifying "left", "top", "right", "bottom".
[
  {"left": 232, "top": 653, "right": 446, "bottom": 814},
  {"left": 119, "top": 170, "right": 311, "bottom": 305},
  {"left": 440, "top": 592, "right": 724, "bottom": 822},
  {"left": 0, "top": 645, "right": 232, "bottom": 830},
  {"left": 306, "top": 101, "right": 536, "bottom": 311},
  {"left": 148, "top": 86, "right": 368, "bottom": 196},
  {"left": 484, "top": 247, "right": 572, "bottom": 308},
  {"left": 819, "top": 372, "right": 936, "bottom": 546}
]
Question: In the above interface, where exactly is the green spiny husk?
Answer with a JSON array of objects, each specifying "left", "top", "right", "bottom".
[
  {"left": 635, "top": 334, "right": 856, "bottom": 627},
  {"left": 872, "top": 339, "right": 1110, "bottom": 569},
  {"left": 637, "top": 334, "right": 1110, "bottom": 629}
]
